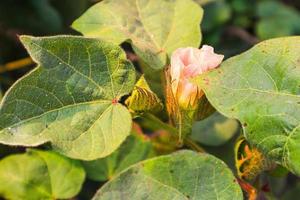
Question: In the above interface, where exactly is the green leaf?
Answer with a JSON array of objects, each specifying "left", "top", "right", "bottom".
[
  {"left": 72, "top": 0, "right": 203, "bottom": 69},
  {"left": 191, "top": 112, "right": 239, "bottom": 146},
  {"left": 83, "top": 133, "right": 155, "bottom": 181},
  {"left": 93, "top": 150, "right": 243, "bottom": 200},
  {"left": 0, "top": 35, "right": 136, "bottom": 160},
  {"left": 194, "top": 37, "right": 300, "bottom": 175},
  {"left": 0, "top": 149, "right": 85, "bottom": 200}
]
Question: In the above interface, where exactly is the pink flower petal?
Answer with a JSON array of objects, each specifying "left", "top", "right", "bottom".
[
  {"left": 177, "top": 80, "right": 198, "bottom": 107},
  {"left": 170, "top": 45, "right": 224, "bottom": 108},
  {"left": 170, "top": 48, "right": 185, "bottom": 94},
  {"left": 199, "top": 45, "right": 224, "bottom": 72}
]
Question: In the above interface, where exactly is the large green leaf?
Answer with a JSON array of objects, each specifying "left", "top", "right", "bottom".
[
  {"left": 93, "top": 150, "right": 243, "bottom": 200},
  {"left": 83, "top": 133, "right": 155, "bottom": 181},
  {"left": 0, "top": 36, "right": 136, "bottom": 160},
  {"left": 72, "top": 0, "right": 203, "bottom": 69},
  {"left": 0, "top": 149, "right": 85, "bottom": 200},
  {"left": 194, "top": 37, "right": 300, "bottom": 175}
]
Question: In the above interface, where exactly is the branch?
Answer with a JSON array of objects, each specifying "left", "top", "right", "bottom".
[
  {"left": 140, "top": 112, "right": 205, "bottom": 153},
  {"left": 0, "top": 57, "right": 33, "bottom": 73},
  {"left": 226, "top": 26, "right": 260, "bottom": 45}
]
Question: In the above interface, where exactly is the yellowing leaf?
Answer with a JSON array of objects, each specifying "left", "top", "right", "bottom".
[{"left": 126, "top": 75, "right": 162, "bottom": 113}]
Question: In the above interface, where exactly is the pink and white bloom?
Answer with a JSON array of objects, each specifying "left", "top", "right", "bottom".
[{"left": 170, "top": 45, "right": 224, "bottom": 108}]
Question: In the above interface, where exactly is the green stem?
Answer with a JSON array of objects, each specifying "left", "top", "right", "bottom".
[
  {"left": 184, "top": 138, "right": 205, "bottom": 153},
  {"left": 141, "top": 112, "right": 177, "bottom": 133},
  {"left": 140, "top": 112, "right": 205, "bottom": 153}
]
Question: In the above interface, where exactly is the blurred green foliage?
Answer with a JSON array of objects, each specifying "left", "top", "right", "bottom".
[
  {"left": 256, "top": 1, "right": 300, "bottom": 39},
  {"left": 201, "top": 0, "right": 300, "bottom": 57},
  {"left": 2, "top": 0, "right": 300, "bottom": 71},
  {"left": 191, "top": 112, "right": 239, "bottom": 146},
  {"left": 0, "top": 0, "right": 90, "bottom": 66},
  {"left": 282, "top": 182, "right": 300, "bottom": 200}
]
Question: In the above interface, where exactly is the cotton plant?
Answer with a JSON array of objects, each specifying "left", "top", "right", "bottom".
[{"left": 0, "top": 0, "right": 299, "bottom": 200}]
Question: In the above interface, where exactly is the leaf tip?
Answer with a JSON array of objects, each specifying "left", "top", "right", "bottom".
[
  {"left": 70, "top": 20, "right": 79, "bottom": 32},
  {"left": 19, "top": 35, "right": 33, "bottom": 44},
  {"left": 19, "top": 35, "right": 38, "bottom": 53}
]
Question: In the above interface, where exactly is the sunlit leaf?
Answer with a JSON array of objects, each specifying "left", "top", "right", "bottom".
[
  {"left": 72, "top": 0, "right": 203, "bottom": 69},
  {"left": 194, "top": 37, "right": 300, "bottom": 175},
  {"left": 93, "top": 150, "right": 243, "bottom": 200},
  {"left": 83, "top": 133, "right": 155, "bottom": 181},
  {"left": 0, "top": 149, "right": 85, "bottom": 200},
  {"left": 0, "top": 36, "right": 136, "bottom": 160}
]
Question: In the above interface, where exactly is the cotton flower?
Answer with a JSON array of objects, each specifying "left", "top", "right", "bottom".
[{"left": 170, "top": 45, "right": 224, "bottom": 108}]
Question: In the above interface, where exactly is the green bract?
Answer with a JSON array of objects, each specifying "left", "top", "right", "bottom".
[
  {"left": 0, "top": 36, "right": 136, "bottom": 160},
  {"left": 92, "top": 150, "right": 243, "bottom": 200},
  {"left": 72, "top": 0, "right": 203, "bottom": 69},
  {"left": 0, "top": 149, "right": 85, "bottom": 200},
  {"left": 194, "top": 37, "right": 300, "bottom": 175}
]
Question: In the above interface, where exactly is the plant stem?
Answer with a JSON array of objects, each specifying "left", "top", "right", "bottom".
[
  {"left": 141, "top": 112, "right": 177, "bottom": 133},
  {"left": 237, "top": 178, "right": 257, "bottom": 200},
  {"left": 0, "top": 57, "right": 33, "bottom": 73},
  {"left": 140, "top": 112, "right": 205, "bottom": 153},
  {"left": 184, "top": 137, "right": 205, "bottom": 153}
]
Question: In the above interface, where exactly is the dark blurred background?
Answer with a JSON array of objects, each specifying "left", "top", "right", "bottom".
[
  {"left": 1, "top": 0, "right": 300, "bottom": 91},
  {"left": 0, "top": 0, "right": 300, "bottom": 199}
]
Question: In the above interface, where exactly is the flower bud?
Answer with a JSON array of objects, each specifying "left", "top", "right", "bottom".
[{"left": 170, "top": 45, "right": 224, "bottom": 109}]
